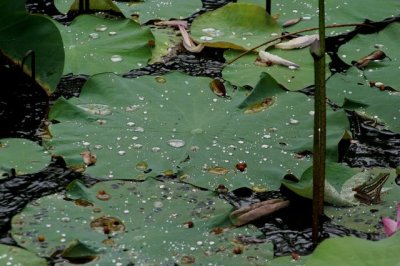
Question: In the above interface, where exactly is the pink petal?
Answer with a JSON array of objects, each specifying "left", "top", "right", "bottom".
[{"left": 382, "top": 217, "right": 397, "bottom": 236}]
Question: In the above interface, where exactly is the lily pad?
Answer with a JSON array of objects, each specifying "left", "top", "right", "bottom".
[
  {"left": 12, "top": 178, "right": 274, "bottom": 265},
  {"left": 307, "top": 232, "right": 400, "bottom": 266},
  {"left": 54, "top": 0, "right": 122, "bottom": 15},
  {"left": 337, "top": 22, "right": 400, "bottom": 90},
  {"left": 326, "top": 67, "right": 400, "bottom": 132},
  {"left": 0, "top": 138, "right": 50, "bottom": 177},
  {"left": 0, "top": 243, "right": 47, "bottom": 266},
  {"left": 0, "top": 1, "right": 64, "bottom": 92},
  {"left": 115, "top": 0, "right": 202, "bottom": 24},
  {"left": 325, "top": 168, "right": 399, "bottom": 233},
  {"left": 239, "top": 0, "right": 400, "bottom": 33},
  {"left": 281, "top": 162, "right": 360, "bottom": 207},
  {"left": 148, "top": 26, "right": 182, "bottom": 64},
  {"left": 223, "top": 47, "right": 330, "bottom": 91},
  {"left": 190, "top": 3, "right": 282, "bottom": 51},
  {"left": 56, "top": 15, "right": 153, "bottom": 75},
  {"left": 47, "top": 72, "right": 348, "bottom": 191}
]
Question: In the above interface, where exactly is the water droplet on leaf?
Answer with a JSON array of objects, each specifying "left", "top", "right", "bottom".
[
  {"left": 110, "top": 55, "right": 123, "bottom": 63},
  {"left": 167, "top": 139, "right": 185, "bottom": 148}
]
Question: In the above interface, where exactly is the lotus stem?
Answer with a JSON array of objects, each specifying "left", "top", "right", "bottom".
[
  {"left": 311, "top": 0, "right": 326, "bottom": 246},
  {"left": 266, "top": 0, "right": 271, "bottom": 15}
]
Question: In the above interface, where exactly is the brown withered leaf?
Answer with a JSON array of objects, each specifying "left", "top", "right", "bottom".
[
  {"left": 230, "top": 199, "right": 289, "bottom": 226},
  {"left": 258, "top": 51, "right": 299, "bottom": 68},
  {"left": 209, "top": 79, "right": 227, "bottom": 97},
  {"left": 282, "top": 17, "right": 303, "bottom": 28},
  {"left": 80, "top": 150, "right": 97, "bottom": 166},
  {"left": 352, "top": 50, "right": 389, "bottom": 69}
]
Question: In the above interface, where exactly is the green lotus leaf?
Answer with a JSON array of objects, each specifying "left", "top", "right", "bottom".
[
  {"left": 282, "top": 162, "right": 360, "bottom": 207},
  {"left": 0, "top": 138, "right": 50, "bottom": 177},
  {"left": 0, "top": 1, "right": 64, "bottom": 92},
  {"left": 56, "top": 15, "right": 153, "bottom": 75},
  {"left": 11, "top": 178, "right": 274, "bottom": 264},
  {"left": 148, "top": 26, "right": 182, "bottom": 64},
  {"left": 338, "top": 22, "right": 400, "bottom": 90},
  {"left": 307, "top": 232, "right": 400, "bottom": 266},
  {"left": 326, "top": 67, "right": 400, "bottom": 132},
  {"left": 115, "top": 0, "right": 202, "bottom": 24},
  {"left": 65, "top": 179, "right": 97, "bottom": 203},
  {"left": 222, "top": 47, "right": 330, "bottom": 91},
  {"left": 325, "top": 168, "right": 399, "bottom": 233},
  {"left": 54, "top": 0, "right": 122, "bottom": 15},
  {"left": 267, "top": 254, "right": 308, "bottom": 265},
  {"left": 0, "top": 243, "right": 47, "bottom": 266},
  {"left": 46, "top": 72, "right": 348, "bottom": 190},
  {"left": 239, "top": 0, "right": 400, "bottom": 33},
  {"left": 190, "top": 3, "right": 282, "bottom": 51}
]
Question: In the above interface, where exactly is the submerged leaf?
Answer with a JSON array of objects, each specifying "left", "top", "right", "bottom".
[{"left": 230, "top": 199, "right": 289, "bottom": 226}]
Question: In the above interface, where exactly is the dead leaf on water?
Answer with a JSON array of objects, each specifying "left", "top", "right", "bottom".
[{"left": 230, "top": 199, "right": 289, "bottom": 226}]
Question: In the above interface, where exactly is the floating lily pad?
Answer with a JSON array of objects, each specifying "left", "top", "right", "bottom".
[
  {"left": 325, "top": 168, "right": 399, "bottom": 233},
  {"left": 12, "top": 178, "right": 274, "bottom": 264},
  {"left": 338, "top": 22, "right": 400, "bottom": 90},
  {"left": 282, "top": 162, "right": 360, "bottom": 207},
  {"left": 56, "top": 15, "right": 153, "bottom": 75},
  {"left": 47, "top": 72, "right": 348, "bottom": 190},
  {"left": 54, "top": 0, "right": 122, "bottom": 15},
  {"left": 115, "top": 0, "right": 202, "bottom": 24},
  {"left": 148, "top": 26, "right": 182, "bottom": 64},
  {"left": 239, "top": 0, "right": 400, "bottom": 33},
  {"left": 223, "top": 47, "right": 330, "bottom": 91},
  {"left": 307, "top": 232, "right": 400, "bottom": 266},
  {"left": 0, "top": 243, "right": 47, "bottom": 266},
  {"left": 0, "top": 1, "right": 64, "bottom": 92},
  {"left": 326, "top": 67, "right": 400, "bottom": 132},
  {"left": 0, "top": 138, "right": 50, "bottom": 177},
  {"left": 190, "top": 3, "right": 282, "bottom": 51}
]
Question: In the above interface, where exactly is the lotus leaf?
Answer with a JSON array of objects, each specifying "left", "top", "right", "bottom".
[
  {"left": 222, "top": 47, "right": 330, "bottom": 91},
  {"left": 56, "top": 15, "right": 153, "bottom": 75},
  {"left": 281, "top": 162, "right": 360, "bottom": 207},
  {"left": 338, "top": 22, "right": 400, "bottom": 90},
  {"left": 12, "top": 178, "right": 274, "bottom": 265},
  {"left": 0, "top": 138, "right": 50, "bottom": 178},
  {"left": 115, "top": 0, "right": 202, "bottom": 25},
  {"left": 325, "top": 168, "right": 399, "bottom": 233},
  {"left": 54, "top": 0, "right": 122, "bottom": 15},
  {"left": 0, "top": 243, "right": 47, "bottom": 266},
  {"left": 46, "top": 72, "right": 349, "bottom": 191},
  {"left": 0, "top": 1, "right": 64, "bottom": 92},
  {"left": 239, "top": 0, "right": 400, "bottom": 33},
  {"left": 190, "top": 3, "right": 282, "bottom": 51},
  {"left": 326, "top": 67, "right": 400, "bottom": 132},
  {"left": 306, "top": 232, "right": 400, "bottom": 266},
  {"left": 148, "top": 26, "right": 182, "bottom": 64}
]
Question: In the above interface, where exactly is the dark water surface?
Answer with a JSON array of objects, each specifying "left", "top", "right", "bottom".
[{"left": 0, "top": 0, "right": 399, "bottom": 261}]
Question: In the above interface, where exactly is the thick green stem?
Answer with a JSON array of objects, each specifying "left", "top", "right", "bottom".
[{"left": 311, "top": 0, "right": 326, "bottom": 246}]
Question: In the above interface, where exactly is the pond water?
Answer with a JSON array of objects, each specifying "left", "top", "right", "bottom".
[{"left": 0, "top": 0, "right": 399, "bottom": 261}]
